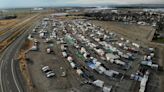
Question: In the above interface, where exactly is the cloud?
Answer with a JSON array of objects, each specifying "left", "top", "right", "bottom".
[{"left": 67, "top": 0, "right": 164, "bottom": 4}]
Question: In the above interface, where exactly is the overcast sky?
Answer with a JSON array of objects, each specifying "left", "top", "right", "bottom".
[{"left": 0, "top": 0, "right": 164, "bottom": 8}]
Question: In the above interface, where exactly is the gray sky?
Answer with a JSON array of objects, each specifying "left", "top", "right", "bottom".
[{"left": 0, "top": 0, "right": 164, "bottom": 8}]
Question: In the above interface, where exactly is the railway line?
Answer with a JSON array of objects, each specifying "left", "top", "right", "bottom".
[
  {"left": 0, "top": 14, "right": 37, "bottom": 36},
  {"left": 0, "top": 14, "right": 41, "bottom": 53},
  {"left": 0, "top": 14, "right": 38, "bottom": 42}
]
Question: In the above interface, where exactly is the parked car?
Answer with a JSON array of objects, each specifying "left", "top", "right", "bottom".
[
  {"left": 46, "top": 71, "right": 55, "bottom": 78},
  {"left": 41, "top": 66, "right": 55, "bottom": 78}
]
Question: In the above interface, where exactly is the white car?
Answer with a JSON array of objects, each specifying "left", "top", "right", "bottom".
[
  {"left": 46, "top": 71, "right": 55, "bottom": 78},
  {"left": 42, "top": 66, "right": 50, "bottom": 72}
]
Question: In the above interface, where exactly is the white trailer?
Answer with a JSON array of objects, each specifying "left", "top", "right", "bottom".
[
  {"left": 132, "top": 43, "right": 140, "bottom": 48},
  {"left": 114, "top": 60, "right": 126, "bottom": 66},
  {"left": 70, "top": 62, "right": 76, "bottom": 69},
  {"left": 76, "top": 69, "right": 83, "bottom": 75},
  {"left": 62, "top": 52, "right": 67, "bottom": 58},
  {"left": 67, "top": 56, "right": 73, "bottom": 62},
  {"left": 105, "top": 53, "right": 119, "bottom": 61},
  {"left": 92, "top": 80, "right": 104, "bottom": 88}
]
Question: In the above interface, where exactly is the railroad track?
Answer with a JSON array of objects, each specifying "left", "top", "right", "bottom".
[
  {"left": 0, "top": 15, "right": 38, "bottom": 36},
  {"left": 0, "top": 14, "right": 39, "bottom": 42},
  {"left": 0, "top": 14, "right": 41, "bottom": 53}
]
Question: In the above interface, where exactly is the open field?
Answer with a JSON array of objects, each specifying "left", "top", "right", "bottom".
[
  {"left": 90, "top": 21, "right": 155, "bottom": 41},
  {"left": 0, "top": 19, "right": 19, "bottom": 31}
]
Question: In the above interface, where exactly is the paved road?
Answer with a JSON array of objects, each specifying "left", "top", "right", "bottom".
[{"left": 0, "top": 16, "right": 40, "bottom": 92}]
